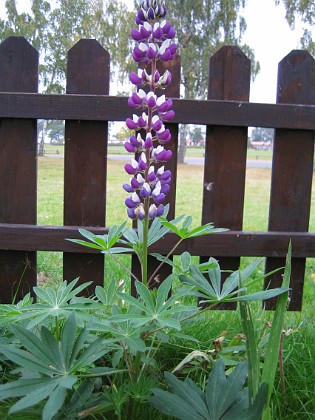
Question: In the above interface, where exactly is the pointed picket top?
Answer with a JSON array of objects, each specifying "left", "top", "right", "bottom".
[
  {"left": 208, "top": 46, "right": 251, "bottom": 101},
  {"left": 67, "top": 39, "right": 110, "bottom": 95},
  {"left": 277, "top": 49, "right": 315, "bottom": 104},
  {"left": 0, "top": 36, "right": 39, "bottom": 92}
]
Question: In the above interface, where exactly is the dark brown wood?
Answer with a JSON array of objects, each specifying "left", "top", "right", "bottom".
[
  {"left": 0, "top": 37, "right": 38, "bottom": 303},
  {"left": 202, "top": 46, "right": 251, "bottom": 309},
  {"left": 1, "top": 223, "right": 315, "bottom": 258},
  {"left": 0, "top": 37, "right": 314, "bottom": 310},
  {"left": 63, "top": 40, "right": 109, "bottom": 287},
  {"left": 1, "top": 93, "right": 315, "bottom": 130},
  {"left": 265, "top": 51, "right": 315, "bottom": 310}
]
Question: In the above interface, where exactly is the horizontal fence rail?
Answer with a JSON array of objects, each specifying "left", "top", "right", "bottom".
[
  {"left": 0, "top": 224, "right": 315, "bottom": 258},
  {"left": 0, "top": 37, "right": 314, "bottom": 310},
  {"left": 1, "top": 93, "right": 315, "bottom": 129}
]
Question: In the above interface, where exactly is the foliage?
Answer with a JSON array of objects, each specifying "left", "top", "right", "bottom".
[
  {"left": 275, "top": 0, "right": 315, "bottom": 55},
  {"left": 150, "top": 360, "right": 268, "bottom": 419},
  {"left": 0, "top": 312, "right": 122, "bottom": 419},
  {"left": 251, "top": 127, "right": 274, "bottom": 143},
  {"left": 0, "top": 0, "right": 133, "bottom": 93},
  {"left": 0, "top": 250, "right": 292, "bottom": 418}
]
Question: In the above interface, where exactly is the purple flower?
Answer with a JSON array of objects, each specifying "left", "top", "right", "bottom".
[
  {"left": 125, "top": 192, "right": 140, "bottom": 208},
  {"left": 124, "top": 0, "right": 176, "bottom": 220}
]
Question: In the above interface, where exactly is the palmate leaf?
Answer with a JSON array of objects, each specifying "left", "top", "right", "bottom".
[
  {"left": 160, "top": 216, "right": 227, "bottom": 240},
  {"left": 150, "top": 360, "right": 268, "bottom": 420},
  {"left": 4, "top": 279, "right": 100, "bottom": 329},
  {"left": 205, "top": 359, "right": 248, "bottom": 417},
  {"left": 0, "top": 377, "right": 55, "bottom": 400},
  {"left": 180, "top": 259, "right": 289, "bottom": 305},
  {"left": 67, "top": 222, "right": 128, "bottom": 252},
  {"left": 0, "top": 312, "right": 120, "bottom": 418}
]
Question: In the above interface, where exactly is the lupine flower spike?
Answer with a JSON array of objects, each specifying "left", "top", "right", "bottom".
[{"left": 124, "top": 0, "right": 176, "bottom": 221}]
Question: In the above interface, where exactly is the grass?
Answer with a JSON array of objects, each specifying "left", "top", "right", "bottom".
[
  {"left": 14, "top": 153, "right": 315, "bottom": 418},
  {"left": 42, "top": 143, "right": 274, "bottom": 161}
]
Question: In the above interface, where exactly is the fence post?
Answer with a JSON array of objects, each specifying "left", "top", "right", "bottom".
[
  {"left": 0, "top": 37, "right": 38, "bottom": 303},
  {"left": 202, "top": 46, "right": 251, "bottom": 309},
  {"left": 131, "top": 55, "right": 181, "bottom": 292},
  {"left": 63, "top": 39, "right": 109, "bottom": 290},
  {"left": 265, "top": 50, "right": 315, "bottom": 310}
]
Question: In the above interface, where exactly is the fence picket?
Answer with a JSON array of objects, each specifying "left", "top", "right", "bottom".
[
  {"left": 63, "top": 39, "right": 109, "bottom": 290},
  {"left": 202, "top": 46, "right": 251, "bottom": 309},
  {"left": 0, "top": 36, "right": 314, "bottom": 310},
  {"left": 265, "top": 50, "right": 315, "bottom": 310},
  {"left": 0, "top": 37, "right": 38, "bottom": 303}
]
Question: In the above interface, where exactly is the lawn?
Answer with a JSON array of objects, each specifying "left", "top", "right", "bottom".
[
  {"left": 5, "top": 154, "right": 315, "bottom": 418},
  {"left": 42, "top": 143, "right": 274, "bottom": 161}
]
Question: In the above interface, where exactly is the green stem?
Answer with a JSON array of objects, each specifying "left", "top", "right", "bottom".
[
  {"left": 148, "top": 238, "right": 184, "bottom": 286},
  {"left": 141, "top": 200, "right": 150, "bottom": 285},
  {"left": 108, "top": 251, "right": 139, "bottom": 283}
]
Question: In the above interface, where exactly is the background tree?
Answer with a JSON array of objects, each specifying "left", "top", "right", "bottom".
[
  {"left": 251, "top": 127, "right": 274, "bottom": 143},
  {"left": 189, "top": 125, "right": 205, "bottom": 146},
  {"left": 275, "top": 0, "right": 315, "bottom": 56},
  {"left": 47, "top": 120, "right": 65, "bottom": 144},
  {"left": 0, "top": 0, "right": 133, "bottom": 92}
]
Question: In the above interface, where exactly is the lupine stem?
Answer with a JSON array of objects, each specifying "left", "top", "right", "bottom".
[
  {"left": 141, "top": 198, "right": 150, "bottom": 285},
  {"left": 147, "top": 238, "right": 184, "bottom": 285}
]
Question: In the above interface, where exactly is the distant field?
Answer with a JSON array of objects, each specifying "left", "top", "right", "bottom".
[{"left": 41, "top": 143, "right": 273, "bottom": 161}]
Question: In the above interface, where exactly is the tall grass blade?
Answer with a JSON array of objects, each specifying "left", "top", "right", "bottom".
[
  {"left": 239, "top": 298, "right": 260, "bottom": 404},
  {"left": 261, "top": 243, "right": 291, "bottom": 408}
]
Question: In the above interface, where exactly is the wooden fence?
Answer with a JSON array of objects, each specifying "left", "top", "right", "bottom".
[{"left": 0, "top": 36, "right": 315, "bottom": 310}]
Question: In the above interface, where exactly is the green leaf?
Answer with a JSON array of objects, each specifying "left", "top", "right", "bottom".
[
  {"left": 123, "top": 228, "right": 139, "bottom": 245},
  {"left": 150, "top": 253, "right": 174, "bottom": 268},
  {"left": 207, "top": 257, "right": 221, "bottom": 297},
  {"left": 43, "top": 384, "right": 67, "bottom": 420},
  {"left": 150, "top": 388, "right": 205, "bottom": 420},
  {"left": 84, "top": 367, "right": 125, "bottom": 376},
  {"left": 229, "top": 288, "right": 290, "bottom": 302},
  {"left": 116, "top": 292, "right": 147, "bottom": 313},
  {"left": 180, "top": 252, "right": 191, "bottom": 272},
  {"left": 165, "top": 372, "right": 209, "bottom": 417},
  {"left": 61, "top": 311, "right": 77, "bottom": 370},
  {"left": 9, "top": 381, "right": 58, "bottom": 414},
  {"left": 184, "top": 266, "right": 217, "bottom": 299},
  {"left": 134, "top": 281, "right": 155, "bottom": 313},
  {"left": 206, "top": 360, "right": 248, "bottom": 417},
  {"left": 33, "top": 287, "right": 55, "bottom": 305},
  {"left": 102, "top": 247, "right": 131, "bottom": 254},
  {"left": 0, "top": 345, "right": 55, "bottom": 375},
  {"left": 67, "top": 238, "right": 104, "bottom": 250},
  {"left": 72, "top": 337, "right": 109, "bottom": 371},
  {"left": 205, "top": 358, "right": 227, "bottom": 415},
  {"left": 40, "top": 327, "right": 64, "bottom": 371},
  {"left": 10, "top": 324, "right": 52, "bottom": 366},
  {"left": 156, "top": 275, "right": 173, "bottom": 311},
  {"left": 261, "top": 244, "right": 291, "bottom": 404},
  {"left": 157, "top": 317, "right": 181, "bottom": 330},
  {"left": 182, "top": 215, "right": 193, "bottom": 229},
  {"left": 0, "top": 377, "right": 54, "bottom": 399},
  {"left": 239, "top": 300, "right": 260, "bottom": 403}
]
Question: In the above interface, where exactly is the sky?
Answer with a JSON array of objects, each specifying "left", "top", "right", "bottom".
[
  {"left": 0, "top": 0, "right": 313, "bottom": 104},
  {"left": 241, "top": 0, "right": 309, "bottom": 103}
]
